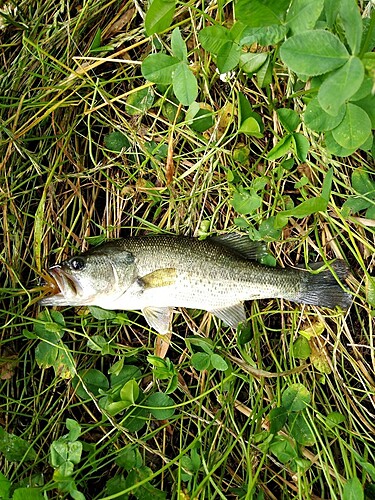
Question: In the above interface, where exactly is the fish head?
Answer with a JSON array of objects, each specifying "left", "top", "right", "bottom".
[{"left": 39, "top": 247, "right": 137, "bottom": 307}]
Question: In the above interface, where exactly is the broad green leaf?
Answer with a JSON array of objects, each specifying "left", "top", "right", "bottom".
[
  {"left": 185, "top": 101, "right": 200, "bottom": 122},
  {"left": 50, "top": 439, "right": 82, "bottom": 467},
  {"left": 310, "top": 345, "right": 331, "bottom": 374},
  {"left": 269, "top": 407, "right": 289, "bottom": 434},
  {"left": 198, "top": 25, "right": 231, "bottom": 54},
  {"left": 240, "top": 24, "right": 287, "bottom": 46},
  {"left": 274, "top": 212, "right": 290, "bottom": 229},
  {"left": 288, "top": 412, "right": 315, "bottom": 446},
  {"left": 105, "top": 475, "right": 127, "bottom": 498},
  {"left": 73, "top": 369, "right": 109, "bottom": 399},
  {"left": 189, "top": 107, "right": 214, "bottom": 132},
  {"left": 321, "top": 167, "right": 334, "bottom": 202},
  {"left": 147, "top": 355, "right": 173, "bottom": 377},
  {"left": 66, "top": 419, "right": 81, "bottom": 442},
  {"left": 256, "top": 55, "right": 273, "bottom": 87},
  {"left": 291, "top": 196, "right": 328, "bottom": 217},
  {"left": 230, "top": 20, "right": 248, "bottom": 42},
  {"left": 13, "top": 489, "right": 44, "bottom": 500},
  {"left": 87, "top": 334, "right": 111, "bottom": 353},
  {"left": 286, "top": 0, "right": 324, "bottom": 34},
  {"left": 282, "top": 383, "right": 311, "bottom": 411},
  {"left": 141, "top": 53, "right": 180, "bottom": 84},
  {"left": 0, "top": 427, "right": 37, "bottom": 462},
  {"left": 34, "top": 310, "right": 65, "bottom": 337},
  {"left": 366, "top": 204, "right": 375, "bottom": 220},
  {"left": 237, "top": 323, "right": 253, "bottom": 345},
  {"left": 120, "top": 379, "right": 139, "bottom": 404},
  {"left": 269, "top": 435, "right": 298, "bottom": 464},
  {"left": 293, "top": 336, "right": 311, "bottom": 360},
  {"left": 240, "top": 52, "right": 268, "bottom": 73},
  {"left": 267, "top": 134, "right": 293, "bottom": 161},
  {"left": 352, "top": 450, "right": 375, "bottom": 482},
  {"left": 332, "top": 103, "right": 372, "bottom": 150},
  {"left": 146, "top": 392, "right": 175, "bottom": 419},
  {"left": 325, "top": 130, "right": 357, "bottom": 157},
  {"left": 232, "top": 189, "right": 262, "bottom": 214},
  {"left": 362, "top": 51, "right": 375, "bottom": 72},
  {"left": 125, "top": 87, "right": 154, "bottom": 115},
  {"left": 339, "top": 0, "right": 363, "bottom": 55},
  {"left": 144, "top": 0, "right": 176, "bottom": 36},
  {"left": 185, "top": 336, "right": 214, "bottom": 354},
  {"left": 355, "top": 94, "right": 375, "bottom": 128},
  {"left": 122, "top": 406, "right": 148, "bottom": 432},
  {"left": 106, "top": 400, "right": 132, "bottom": 415},
  {"left": 238, "top": 91, "right": 252, "bottom": 123},
  {"left": 258, "top": 217, "right": 282, "bottom": 241},
  {"left": 235, "top": 0, "right": 290, "bottom": 27},
  {"left": 318, "top": 57, "right": 364, "bottom": 116},
  {"left": 191, "top": 352, "right": 211, "bottom": 371},
  {"left": 238, "top": 117, "right": 263, "bottom": 137},
  {"left": 70, "top": 490, "right": 85, "bottom": 500},
  {"left": 360, "top": 133, "right": 374, "bottom": 152},
  {"left": 326, "top": 411, "right": 346, "bottom": 428},
  {"left": 342, "top": 477, "right": 364, "bottom": 500},
  {"left": 89, "top": 306, "right": 117, "bottom": 320},
  {"left": 350, "top": 76, "right": 373, "bottom": 102},
  {"left": 171, "top": 27, "right": 187, "bottom": 61},
  {"left": 341, "top": 196, "right": 372, "bottom": 216},
  {"left": 90, "top": 28, "right": 102, "bottom": 51},
  {"left": 0, "top": 471, "right": 11, "bottom": 499},
  {"left": 304, "top": 97, "right": 345, "bottom": 132},
  {"left": 172, "top": 62, "right": 198, "bottom": 105},
  {"left": 35, "top": 340, "right": 58, "bottom": 369},
  {"left": 352, "top": 168, "right": 375, "bottom": 196},
  {"left": 277, "top": 108, "right": 300, "bottom": 132},
  {"left": 53, "top": 462, "right": 74, "bottom": 480},
  {"left": 280, "top": 30, "right": 349, "bottom": 76},
  {"left": 292, "top": 132, "right": 310, "bottom": 161},
  {"left": 116, "top": 446, "right": 143, "bottom": 471},
  {"left": 110, "top": 365, "right": 142, "bottom": 388},
  {"left": 324, "top": 0, "right": 339, "bottom": 27},
  {"left": 55, "top": 349, "right": 76, "bottom": 379},
  {"left": 217, "top": 40, "right": 241, "bottom": 73},
  {"left": 210, "top": 354, "right": 228, "bottom": 371}
]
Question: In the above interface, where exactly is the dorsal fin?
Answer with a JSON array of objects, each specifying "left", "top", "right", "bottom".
[{"left": 210, "top": 234, "right": 267, "bottom": 260}]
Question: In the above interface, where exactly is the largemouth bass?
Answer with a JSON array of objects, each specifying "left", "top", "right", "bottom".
[{"left": 39, "top": 234, "right": 351, "bottom": 334}]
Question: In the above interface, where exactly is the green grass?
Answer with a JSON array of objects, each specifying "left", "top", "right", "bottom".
[{"left": 1, "top": 0, "right": 375, "bottom": 499}]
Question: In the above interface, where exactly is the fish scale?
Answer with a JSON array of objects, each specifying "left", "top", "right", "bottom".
[{"left": 39, "top": 234, "right": 352, "bottom": 334}]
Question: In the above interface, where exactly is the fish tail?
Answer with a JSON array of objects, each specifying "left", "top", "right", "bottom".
[{"left": 295, "top": 261, "right": 352, "bottom": 309}]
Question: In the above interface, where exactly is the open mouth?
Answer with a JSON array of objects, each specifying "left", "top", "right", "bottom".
[{"left": 39, "top": 266, "right": 79, "bottom": 305}]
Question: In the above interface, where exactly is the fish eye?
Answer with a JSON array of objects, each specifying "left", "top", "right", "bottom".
[{"left": 70, "top": 257, "right": 86, "bottom": 271}]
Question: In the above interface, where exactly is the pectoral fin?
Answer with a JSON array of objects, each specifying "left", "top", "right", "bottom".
[
  {"left": 210, "top": 303, "right": 246, "bottom": 328},
  {"left": 142, "top": 306, "right": 174, "bottom": 334},
  {"left": 139, "top": 268, "right": 177, "bottom": 289}
]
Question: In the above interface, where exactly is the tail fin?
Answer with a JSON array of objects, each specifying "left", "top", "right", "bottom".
[{"left": 296, "top": 261, "right": 352, "bottom": 309}]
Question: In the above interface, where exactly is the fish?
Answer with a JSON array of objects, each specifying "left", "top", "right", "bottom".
[{"left": 39, "top": 234, "right": 352, "bottom": 334}]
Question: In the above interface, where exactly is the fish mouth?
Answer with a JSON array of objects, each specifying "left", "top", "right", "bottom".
[{"left": 39, "top": 265, "right": 81, "bottom": 306}]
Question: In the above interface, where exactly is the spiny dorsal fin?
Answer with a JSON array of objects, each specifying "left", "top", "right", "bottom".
[{"left": 210, "top": 234, "right": 267, "bottom": 260}]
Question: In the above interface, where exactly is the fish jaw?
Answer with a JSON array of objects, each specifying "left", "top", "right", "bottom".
[{"left": 39, "top": 265, "right": 85, "bottom": 306}]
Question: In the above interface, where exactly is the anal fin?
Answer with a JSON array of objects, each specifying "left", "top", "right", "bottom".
[
  {"left": 142, "top": 306, "right": 174, "bottom": 334},
  {"left": 210, "top": 303, "right": 246, "bottom": 328}
]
